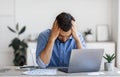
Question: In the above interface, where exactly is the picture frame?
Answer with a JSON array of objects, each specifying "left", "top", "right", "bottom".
[{"left": 96, "top": 24, "right": 109, "bottom": 42}]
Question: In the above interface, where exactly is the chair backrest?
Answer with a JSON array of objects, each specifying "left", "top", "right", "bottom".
[{"left": 27, "top": 48, "right": 38, "bottom": 66}]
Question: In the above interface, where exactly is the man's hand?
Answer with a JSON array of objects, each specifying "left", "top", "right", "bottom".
[
  {"left": 71, "top": 20, "right": 82, "bottom": 49},
  {"left": 40, "top": 20, "right": 60, "bottom": 64},
  {"left": 50, "top": 20, "right": 60, "bottom": 41},
  {"left": 71, "top": 21, "right": 79, "bottom": 41}
]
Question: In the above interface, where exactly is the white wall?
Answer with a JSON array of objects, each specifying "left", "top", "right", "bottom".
[
  {"left": 111, "top": 0, "right": 119, "bottom": 67},
  {"left": 0, "top": 0, "right": 15, "bottom": 65},
  {"left": 112, "top": 0, "right": 119, "bottom": 42},
  {"left": 117, "top": 0, "right": 120, "bottom": 68},
  {"left": 16, "top": 0, "right": 112, "bottom": 41},
  {"left": 0, "top": 0, "right": 113, "bottom": 66}
]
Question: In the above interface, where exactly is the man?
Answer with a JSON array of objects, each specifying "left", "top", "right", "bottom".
[{"left": 36, "top": 12, "right": 86, "bottom": 68}]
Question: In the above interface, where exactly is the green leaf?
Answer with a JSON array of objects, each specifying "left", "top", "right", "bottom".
[
  {"left": 16, "top": 23, "right": 19, "bottom": 31},
  {"left": 103, "top": 56, "right": 108, "bottom": 60},
  {"left": 7, "top": 26, "right": 16, "bottom": 33},
  {"left": 103, "top": 53, "right": 116, "bottom": 63},
  {"left": 10, "top": 38, "right": 21, "bottom": 50},
  {"left": 21, "top": 40, "right": 28, "bottom": 48},
  {"left": 9, "top": 44, "right": 12, "bottom": 47},
  {"left": 111, "top": 54, "right": 114, "bottom": 58},
  {"left": 111, "top": 55, "right": 116, "bottom": 61},
  {"left": 19, "top": 26, "right": 26, "bottom": 35}
]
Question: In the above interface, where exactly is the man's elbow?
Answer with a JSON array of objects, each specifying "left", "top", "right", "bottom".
[{"left": 36, "top": 57, "right": 48, "bottom": 69}]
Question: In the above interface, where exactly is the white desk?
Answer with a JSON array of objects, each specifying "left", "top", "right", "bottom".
[{"left": 0, "top": 66, "right": 120, "bottom": 77}]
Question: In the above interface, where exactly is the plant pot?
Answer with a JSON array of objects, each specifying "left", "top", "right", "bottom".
[
  {"left": 14, "top": 49, "right": 26, "bottom": 66},
  {"left": 104, "top": 62, "right": 114, "bottom": 71},
  {"left": 85, "top": 34, "right": 94, "bottom": 42}
]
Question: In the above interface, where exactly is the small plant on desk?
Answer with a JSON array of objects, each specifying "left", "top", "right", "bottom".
[
  {"left": 103, "top": 53, "right": 116, "bottom": 71},
  {"left": 103, "top": 53, "right": 116, "bottom": 63}
]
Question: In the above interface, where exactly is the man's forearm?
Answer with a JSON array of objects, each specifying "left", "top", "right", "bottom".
[
  {"left": 40, "top": 38, "right": 55, "bottom": 64},
  {"left": 74, "top": 36, "right": 82, "bottom": 49}
]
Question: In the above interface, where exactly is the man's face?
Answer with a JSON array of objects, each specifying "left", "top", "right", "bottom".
[{"left": 58, "top": 30, "right": 72, "bottom": 43}]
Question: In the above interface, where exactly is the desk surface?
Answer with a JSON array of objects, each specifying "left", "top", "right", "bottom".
[{"left": 0, "top": 66, "right": 120, "bottom": 77}]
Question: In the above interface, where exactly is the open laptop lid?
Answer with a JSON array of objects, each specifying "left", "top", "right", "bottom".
[{"left": 68, "top": 49, "right": 104, "bottom": 73}]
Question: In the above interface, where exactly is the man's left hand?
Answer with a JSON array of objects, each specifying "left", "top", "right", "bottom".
[
  {"left": 71, "top": 21, "right": 79, "bottom": 41},
  {"left": 71, "top": 20, "right": 82, "bottom": 49}
]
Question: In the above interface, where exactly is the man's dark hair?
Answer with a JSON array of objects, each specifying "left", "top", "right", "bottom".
[{"left": 56, "top": 12, "right": 75, "bottom": 32}]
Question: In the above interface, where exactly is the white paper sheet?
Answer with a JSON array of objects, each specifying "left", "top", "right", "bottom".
[
  {"left": 23, "top": 69, "right": 57, "bottom": 75},
  {"left": 88, "top": 72, "right": 104, "bottom": 75}
]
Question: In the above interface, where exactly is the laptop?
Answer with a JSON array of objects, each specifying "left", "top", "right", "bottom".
[{"left": 59, "top": 49, "right": 104, "bottom": 73}]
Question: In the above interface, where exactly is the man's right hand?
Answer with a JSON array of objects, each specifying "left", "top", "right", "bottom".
[
  {"left": 39, "top": 20, "right": 60, "bottom": 65},
  {"left": 50, "top": 20, "right": 60, "bottom": 41}
]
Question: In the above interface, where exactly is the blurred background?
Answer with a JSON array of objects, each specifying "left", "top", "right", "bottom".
[{"left": 0, "top": 0, "right": 120, "bottom": 68}]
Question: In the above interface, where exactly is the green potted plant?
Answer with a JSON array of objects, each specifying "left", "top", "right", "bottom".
[
  {"left": 84, "top": 29, "right": 92, "bottom": 36},
  {"left": 103, "top": 53, "right": 116, "bottom": 71},
  {"left": 7, "top": 23, "right": 28, "bottom": 66},
  {"left": 84, "top": 28, "right": 93, "bottom": 42}
]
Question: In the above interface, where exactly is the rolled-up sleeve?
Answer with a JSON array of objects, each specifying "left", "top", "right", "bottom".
[
  {"left": 79, "top": 33, "right": 86, "bottom": 48},
  {"left": 36, "top": 32, "right": 49, "bottom": 68},
  {"left": 36, "top": 57, "right": 48, "bottom": 68}
]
